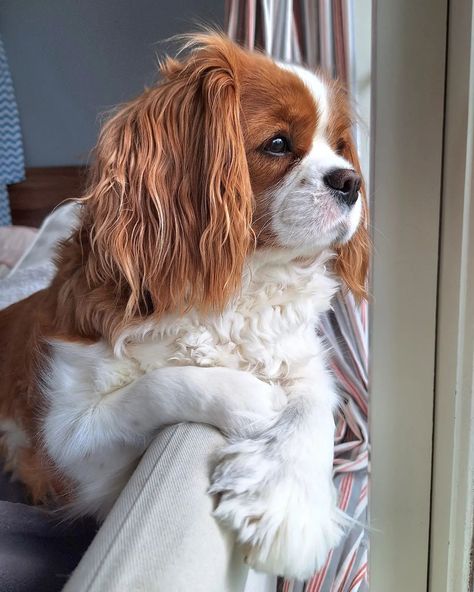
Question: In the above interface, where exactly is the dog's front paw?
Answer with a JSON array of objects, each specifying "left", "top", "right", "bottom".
[{"left": 209, "top": 436, "right": 344, "bottom": 580}]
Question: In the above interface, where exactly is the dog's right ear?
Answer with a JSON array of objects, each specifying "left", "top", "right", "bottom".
[
  {"left": 329, "top": 82, "right": 370, "bottom": 302},
  {"left": 82, "top": 34, "right": 253, "bottom": 329},
  {"left": 334, "top": 131, "right": 370, "bottom": 302}
]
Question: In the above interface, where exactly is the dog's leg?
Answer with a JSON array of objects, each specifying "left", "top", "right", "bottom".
[
  {"left": 43, "top": 364, "right": 285, "bottom": 517},
  {"left": 210, "top": 359, "right": 344, "bottom": 580}
]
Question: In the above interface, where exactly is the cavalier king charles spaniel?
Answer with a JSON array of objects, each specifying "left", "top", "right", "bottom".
[{"left": 0, "top": 34, "right": 369, "bottom": 579}]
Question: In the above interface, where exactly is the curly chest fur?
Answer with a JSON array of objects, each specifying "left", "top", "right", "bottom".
[{"left": 124, "top": 254, "right": 338, "bottom": 387}]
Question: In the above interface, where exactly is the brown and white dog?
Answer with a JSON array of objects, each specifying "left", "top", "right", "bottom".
[{"left": 0, "top": 34, "right": 369, "bottom": 579}]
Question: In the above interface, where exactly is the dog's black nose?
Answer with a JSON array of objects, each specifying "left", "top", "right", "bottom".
[{"left": 324, "top": 169, "right": 361, "bottom": 206}]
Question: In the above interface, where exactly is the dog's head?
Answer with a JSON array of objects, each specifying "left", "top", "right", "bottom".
[{"left": 82, "top": 34, "right": 369, "bottom": 321}]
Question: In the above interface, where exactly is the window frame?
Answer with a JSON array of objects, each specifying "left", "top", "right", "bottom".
[{"left": 370, "top": 0, "right": 474, "bottom": 589}]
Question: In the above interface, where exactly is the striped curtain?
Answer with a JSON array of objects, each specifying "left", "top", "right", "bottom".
[
  {"left": 225, "top": 2, "right": 369, "bottom": 591},
  {"left": 0, "top": 36, "right": 25, "bottom": 226}
]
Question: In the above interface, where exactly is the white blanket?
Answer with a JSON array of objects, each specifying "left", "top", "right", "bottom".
[{"left": 0, "top": 203, "right": 78, "bottom": 310}]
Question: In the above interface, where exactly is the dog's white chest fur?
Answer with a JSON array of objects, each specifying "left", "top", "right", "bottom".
[{"left": 119, "top": 252, "right": 337, "bottom": 386}]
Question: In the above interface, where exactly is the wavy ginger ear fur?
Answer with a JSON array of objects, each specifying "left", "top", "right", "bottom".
[
  {"left": 81, "top": 34, "right": 253, "bottom": 328},
  {"left": 330, "top": 84, "right": 371, "bottom": 302}
]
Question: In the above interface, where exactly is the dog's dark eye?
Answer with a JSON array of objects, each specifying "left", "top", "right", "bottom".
[
  {"left": 336, "top": 139, "right": 347, "bottom": 155},
  {"left": 263, "top": 136, "right": 291, "bottom": 156}
]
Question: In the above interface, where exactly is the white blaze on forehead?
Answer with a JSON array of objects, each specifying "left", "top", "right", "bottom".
[
  {"left": 277, "top": 62, "right": 329, "bottom": 137},
  {"left": 277, "top": 62, "right": 352, "bottom": 171},
  {"left": 309, "top": 138, "right": 352, "bottom": 171}
]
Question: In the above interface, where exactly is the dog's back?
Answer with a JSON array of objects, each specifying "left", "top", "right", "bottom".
[{"left": 0, "top": 290, "right": 69, "bottom": 501}]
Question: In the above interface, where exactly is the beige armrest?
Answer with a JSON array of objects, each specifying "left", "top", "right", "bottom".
[{"left": 63, "top": 423, "right": 248, "bottom": 592}]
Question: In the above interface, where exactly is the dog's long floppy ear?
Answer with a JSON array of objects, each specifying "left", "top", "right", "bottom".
[
  {"left": 331, "top": 92, "right": 370, "bottom": 302},
  {"left": 82, "top": 35, "right": 252, "bottom": 323}
]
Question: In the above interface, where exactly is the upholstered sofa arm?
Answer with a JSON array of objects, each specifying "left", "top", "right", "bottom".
[{"left": 63, "top": 423, "right": 248, "bottom": 592}]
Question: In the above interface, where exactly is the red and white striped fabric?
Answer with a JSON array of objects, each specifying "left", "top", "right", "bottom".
[{"left": 226, "top": 2, "right": 369, "bottom": 590}]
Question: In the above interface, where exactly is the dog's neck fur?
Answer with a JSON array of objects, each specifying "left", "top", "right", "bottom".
[{"left": 111, "top": 249, "right": 339, "bottom": 359}]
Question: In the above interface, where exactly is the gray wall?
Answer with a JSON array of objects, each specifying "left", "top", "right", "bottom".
[{"left": 0, "top": 0, "right": 224, "bottom": 167}]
